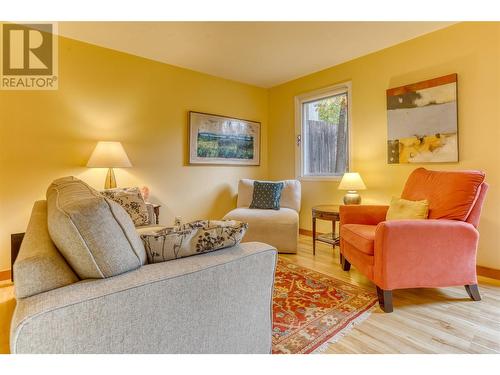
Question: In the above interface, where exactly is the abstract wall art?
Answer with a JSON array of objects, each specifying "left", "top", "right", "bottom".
[{"left": 387, "top": 74, "right": 458, "bottom": 164}]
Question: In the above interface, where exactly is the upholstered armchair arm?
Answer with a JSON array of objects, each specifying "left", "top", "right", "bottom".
[
  {"left": 373, "top": 219, "right": 479, "bottom": 290},
  {"left": 339, "top": 205, "right": 389, "bottom": 226}
]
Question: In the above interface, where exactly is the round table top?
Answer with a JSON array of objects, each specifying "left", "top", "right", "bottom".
[{"left": 312, "top": 205, "right": 340, "bottom": 213}]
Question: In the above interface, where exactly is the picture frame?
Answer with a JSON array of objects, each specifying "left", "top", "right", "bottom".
[{"left": 189, "top": 111, "right": 261, "bottom": 166}]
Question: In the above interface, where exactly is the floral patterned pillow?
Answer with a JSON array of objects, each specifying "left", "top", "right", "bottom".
[
  {"left": 140, "top": 220, "right": 248, "bottom": 264},
  {"left": 101, "top": 187, "right": 150, "bottom": 226}
]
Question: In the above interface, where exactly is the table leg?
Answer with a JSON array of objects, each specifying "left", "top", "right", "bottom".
[
  {"left": 312, "top": 217, "right": 316, "bottom": 255},
  {"left": 154, "top": 206, "right": 160, "bottom": 225},
  {"left": 332, "top": 220, "right": 336, "bottom": 251}
]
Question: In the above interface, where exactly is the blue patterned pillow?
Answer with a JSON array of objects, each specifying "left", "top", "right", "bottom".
[{"left": 249, "top": 181, "right": 284, "bottom": 210}]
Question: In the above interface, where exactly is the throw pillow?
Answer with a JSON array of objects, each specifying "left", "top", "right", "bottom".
[
  {"left": 140, "top": 220, "right": 248, "bottom": 264},
  {"left": 386, "top": 197, "right": 429, "bottom": 220},
  {"left": 249, "top": 181, "right": 284, "bottom": 210},
  {"left": 101, "top": 187, "right": 150, "bottom": 226}
]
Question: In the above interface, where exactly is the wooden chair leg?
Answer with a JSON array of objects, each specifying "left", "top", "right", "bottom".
[
  {"left": 465, "top": 284, "right": 481, "bottom": 301},
  {"left": 340, "top": 253, "right": 351, "bottom": 271},
  {"left": 376, "top": 286, "right": 393, "bottom": 313}
]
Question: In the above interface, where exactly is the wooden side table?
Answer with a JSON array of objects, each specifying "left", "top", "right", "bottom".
[
  {"left": 11, "top": 232, "right": 25, "bottom": 281},
  {"left": 152, "top": 204, "right": 161, "bottom": 225},
  {"left": 312, "top": 205, "right": 340, "bottom": 255}
]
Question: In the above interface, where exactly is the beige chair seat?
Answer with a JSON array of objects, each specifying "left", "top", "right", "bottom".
[{"left": 224, "top": 207, "right": 298, "bottom": 253}]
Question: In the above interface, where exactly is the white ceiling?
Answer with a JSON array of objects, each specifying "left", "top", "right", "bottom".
[{"left": 59, "top": 22, "right": 455, "bottom": 88}]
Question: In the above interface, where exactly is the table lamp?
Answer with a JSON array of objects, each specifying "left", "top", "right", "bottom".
[
  {"left": 338, "top": 172, "right": 366, "bottom": 205},
  {"left": 87, "top": 141, "right": 132, "bottom": 189}
]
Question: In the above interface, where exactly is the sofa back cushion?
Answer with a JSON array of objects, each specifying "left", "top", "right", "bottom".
[
  {"left": 237, "top": 179, "right": 301, "bottom": 212},
  {"left": 14, "top": 200, "right": 79, "bottom": 299},
  {"left": 46, "top": 176, "right": 146, "bottom": 279},
  {"left": 401, "top": 168, "right": 485, "bottom": 221}
]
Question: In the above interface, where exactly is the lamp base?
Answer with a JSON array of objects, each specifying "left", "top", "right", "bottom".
[
  {"left": 343, "top": 191, "right": 361, "bottom": 205},
  {"left": 104, "top": 168, "right": 117, "bottom": 189}
]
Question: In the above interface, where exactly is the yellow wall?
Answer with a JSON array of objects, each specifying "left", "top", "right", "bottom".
[
  {"left": 0, "top": 36, "right": 268, "bottom": 271},
  {"left": 1, "top": 22, "right": 499, "bottom": 273},
  {"left": 268, "top": 22, "right": 500, "bottom": 270}
]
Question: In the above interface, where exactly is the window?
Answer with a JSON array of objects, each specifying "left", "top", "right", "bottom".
[{"left": 295, "top": 83, "right": 350, "bottom": 180}]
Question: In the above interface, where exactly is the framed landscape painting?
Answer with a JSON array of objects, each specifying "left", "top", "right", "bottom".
[
  {"left": 387, "top": 74, "right": 458, "bottom": 164},
  {"left": 189, "top": 111, "right": 260, "bottom": 165}
]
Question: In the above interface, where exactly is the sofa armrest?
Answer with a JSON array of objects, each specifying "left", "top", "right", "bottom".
[
  {"left": 339, "top": 205, "right": 389, "bottom": 226},
  {"left": 374, "top": 220, "right": 479, "bottom": 290},
  {"left": 11, "top": 242, "right": 277, "bottom": 354}
]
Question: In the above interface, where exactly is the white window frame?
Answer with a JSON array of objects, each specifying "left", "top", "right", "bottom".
[{"left": 294, "top": 81, "right": 352, "bottom": 181}]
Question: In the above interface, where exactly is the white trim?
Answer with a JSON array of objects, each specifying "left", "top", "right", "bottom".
[
  {"left": 299, "top": 175, "right": 343, "bottom": 182},
  {"left": 294, "top": 81, "right": 352, "bottom": 181}
]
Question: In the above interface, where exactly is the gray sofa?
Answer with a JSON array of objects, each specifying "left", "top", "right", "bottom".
[{"left": 10, "top": 178, "right": 277, "bottom": 354}]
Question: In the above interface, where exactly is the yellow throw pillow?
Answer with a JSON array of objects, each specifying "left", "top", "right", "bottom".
[{"left": 386, "top": 197, "right": 429, "bottom": 220}]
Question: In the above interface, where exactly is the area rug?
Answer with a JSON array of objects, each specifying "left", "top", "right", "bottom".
[{"left": 272, "top": 259, "right": 378, "bottom": 354}]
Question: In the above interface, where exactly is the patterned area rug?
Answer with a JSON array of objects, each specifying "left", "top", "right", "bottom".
[{"left": 272, "top": 259, "right": 378, "bottom": 354}]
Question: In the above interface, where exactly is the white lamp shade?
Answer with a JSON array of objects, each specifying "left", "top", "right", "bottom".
[
  {"left": 87, "top": 141, "right": 132, "bottom": 168},
  {"left": 338, "top": 172, "right": 366, "bottom": 191}
]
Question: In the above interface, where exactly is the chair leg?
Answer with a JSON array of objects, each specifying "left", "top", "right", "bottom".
[
  {"left": 340, "top": 253, "right": 351, "bottom": 271},
  {"left": 376, "top": 286, "right": 393, "bottom": 313},
  {"left": 465, "top": 284, "right": 481, "bottom": 301}
]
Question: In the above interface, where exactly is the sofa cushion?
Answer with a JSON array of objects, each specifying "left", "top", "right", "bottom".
[
  {"left": 237, "top": 179, "right": 301, "bottom": 212},
  {"left": 101, "top": 187, "right": 150, "bottom": 226},
  {"left": 249, "top": 181, "right": 284, "bottom": 210},
  {"left": 46, "top": 176, "right": 147, "bottom": 279},
  {"left": 340, "top": 224, "right": 376, "bottom": 255},
  {"left": 401, "top": 168, "right": 485, "bottom": 221},
  {"left": 140, "top": 220, "right": 248, "bottom": 263}
]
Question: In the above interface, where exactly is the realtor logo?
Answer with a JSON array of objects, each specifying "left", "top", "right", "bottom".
[{"left": 1, "top": 22, "right": 58, "bottom": 90}]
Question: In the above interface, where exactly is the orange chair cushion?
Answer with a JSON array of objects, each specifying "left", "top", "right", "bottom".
[
  {"left": 401, "top": 168, "right": 485, "bottom": 221},
  {"left": 340, "top": 224, "right": 376, "bottom": 255}
]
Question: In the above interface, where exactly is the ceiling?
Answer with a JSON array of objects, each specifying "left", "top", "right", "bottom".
[{"left": 59, "top": 22, "right": 455, "bottom": 88}]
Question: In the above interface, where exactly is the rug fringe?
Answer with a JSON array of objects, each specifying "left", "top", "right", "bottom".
[{"left": 312, "top": 307, "right": 374, "bottom": 354}]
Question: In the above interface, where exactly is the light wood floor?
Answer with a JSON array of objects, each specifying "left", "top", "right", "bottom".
[
  {"left": 1, "top": 235, "right": 499, "bottom": 354},
  {"left": 281, "top": 235, "right": 500, "bottom": 354}
]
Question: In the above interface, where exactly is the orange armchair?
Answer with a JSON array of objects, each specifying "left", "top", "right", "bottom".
[{"left": 339, "top": 168, "right": 488, "bottom": 312}]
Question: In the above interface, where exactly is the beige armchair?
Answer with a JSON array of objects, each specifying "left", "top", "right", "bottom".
[{"left": 224, "top": 179, "right": 301, "bottom": 253}]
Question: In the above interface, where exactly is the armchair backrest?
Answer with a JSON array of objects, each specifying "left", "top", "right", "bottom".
[
  {"left": 236, "top": 179, "right": 301, "bottom": 212},
  {"left": 465, "top": 182, "right": 489, "bottom": 228},
  {"left": 401, "top": 168, "right": 486, "bottom": 221}
]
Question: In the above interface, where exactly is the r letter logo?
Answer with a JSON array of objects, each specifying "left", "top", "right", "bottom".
[{"left": 1, "top": 23, "right": 58, "bottom": 90}]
